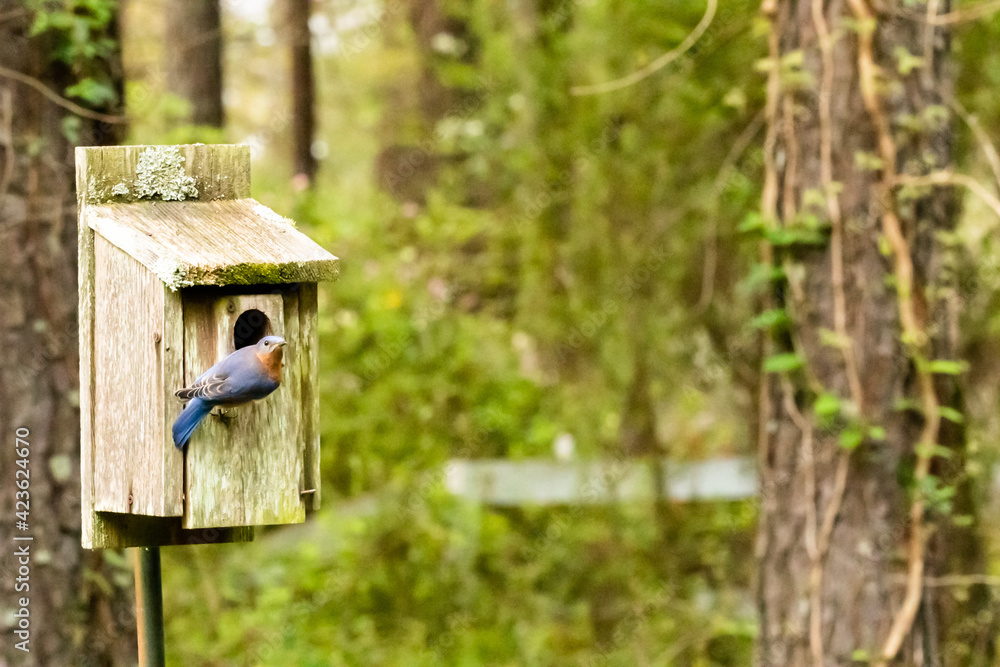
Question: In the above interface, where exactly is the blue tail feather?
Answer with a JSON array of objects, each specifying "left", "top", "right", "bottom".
[{"left": 172, "top": 398, "right": 212, "bottom": 450}]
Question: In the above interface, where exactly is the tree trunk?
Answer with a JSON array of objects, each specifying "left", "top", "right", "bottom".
[
  {"left": 165, "top": 0, "right": 224, "bottom": 127},
  {"left": 287, "top": 0, "right": 316, "bottom": 185},
  {"left": 0, "top": 4, "right": 137, "bottom": 665},
  {"left": 755, "top": 1, "right": 993, "bottom": 664}
]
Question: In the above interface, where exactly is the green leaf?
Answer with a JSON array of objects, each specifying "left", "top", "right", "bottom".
[
  {"left": 741, "top": 262, "right": 785, "bottom": 294},
  {"left": 813, "top": 393, "right": 841, "bottom": 418},
  {"left": 753, "top": 57, "right": 775, "bottom": 73},
  {"left": 737, "top": 212, "right": 767, "bottom": 233},
  {"left": 893, "top": 46, "right": 925, "bottom": 75},
  {"left": 926, "top": 359, "right": 969, "bottom": 375},
  {"left": 917, "top": 442, "right": 953, "bottom": 459},
  {"left": 938, "top": 406, "right": 964, "bottom": 424},
  {"left": 780, "top": 50, "right": 804, "bottom": 68},
  {"left": 868, "top": 425, "right": 887, "bottom": 441},
  {"left": 802, "top": 188, "right": 827, "bottom": 210},
  {"left": 838, "top": 426, "right": 864, "bottom": 451},
  {"left": 793, "top": 212, "right": 827, "bottom": 230},
  {"left": 855, "top": 17, "right": 877, "bottom": 35},
  {"left": 65, "top": 77, "right": 116, "bottom": 106},
  {"left": 818, "top": 328, "right": 850, "bottom": 349},
  {"left": 855, "top": 151, "right": 884, "bottom": 171},
  {"left": 923, "top": 104, "right": 949, "bottom": 130},
  {"left": 763, "top": 353, "right": 804, "bottom": 373},
  {"left": 765, "top": 226, "right": 826, "bottom": 247},
  {"left": 750, "top": 308, "right": 790, "bottom": 330},
  {"left": 60, "top": 116, "right": 82, "bottom": 143},
  {"left": 878, "top": 234, "right": 892, "bottom": 257},
  {"left": 919, "top": 474, "right": 956, "bottom": 506}
]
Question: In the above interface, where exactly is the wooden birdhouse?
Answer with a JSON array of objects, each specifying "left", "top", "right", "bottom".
[{"left": 76, "top": 144, "right": 339, "bottom": 549}]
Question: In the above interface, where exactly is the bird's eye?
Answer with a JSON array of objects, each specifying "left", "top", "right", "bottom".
[{"left": 264, "top": 341, "right": 270, "bottom": 346}]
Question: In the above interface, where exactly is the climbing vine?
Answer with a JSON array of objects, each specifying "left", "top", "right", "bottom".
[{"left": 747, "top": 0, "right": 993, "bottom": 663}]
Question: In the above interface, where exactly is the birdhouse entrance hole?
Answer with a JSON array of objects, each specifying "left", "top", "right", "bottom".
[{"left": 234, "top": 308, "right": 271, "bottom": 349}]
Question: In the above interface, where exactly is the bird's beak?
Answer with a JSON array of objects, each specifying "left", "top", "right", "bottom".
[{"left": 276, "top": 341, "right": 287, "bottom": 348}]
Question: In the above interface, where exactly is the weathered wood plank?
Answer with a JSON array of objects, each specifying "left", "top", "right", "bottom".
[
  {"left": 298, "top": 283, "right": 321, "bottom": 510},
  {"left": 90, "top": 514, "right": 254, "bottom": 549},
  {"left": 182, "top": 143, "right": 251, "bottom": 201},
  {"left": 444, "top": 457, "right": 758, "bottom": 505},
  {"left": 85, "top": 200, "right": 340, "bottom": 290},
  {"left": 76, "top": 144, "right": 250, "bottom": 204},
  {"left": 77, "top": 147, "right": 98, "bottom": 549},
  {"left": 161, "top": 285, "right": 185, "bottom": 513},
  {"left": 93, "top": 235, "right": 184, "bottom": 516},
  {"left": 280, "top": 287, "right": 313, "bottom": 514},
  {"left": 182, "top": 292, "right": 305, "bottom": 528}
]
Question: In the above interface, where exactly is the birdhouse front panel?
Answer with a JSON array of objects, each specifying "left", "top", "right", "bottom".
[{"left": 181, "top": 291, "right": 305, "bottom": 529}]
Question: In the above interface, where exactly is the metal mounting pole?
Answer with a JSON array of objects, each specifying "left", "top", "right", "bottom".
[{"left": 134, "top": 546, "right": 166, "bottom": 667}]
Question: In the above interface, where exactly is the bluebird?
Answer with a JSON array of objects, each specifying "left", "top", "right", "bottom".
[{"left": 172, "top": 335, "right": 288, "bottom": 450}]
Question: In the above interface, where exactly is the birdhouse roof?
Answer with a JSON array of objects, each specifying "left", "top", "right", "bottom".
[{"left": 83, "top": 199, "right": 340, "bottom": 290}]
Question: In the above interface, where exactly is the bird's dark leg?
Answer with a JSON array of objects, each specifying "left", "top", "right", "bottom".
[{"left": 212, "top": 402, "right": 251, "bottom": 424}]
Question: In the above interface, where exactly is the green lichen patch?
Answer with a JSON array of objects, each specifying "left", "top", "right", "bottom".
[
  {"left": 153, "top": 256, "right": 198, "bottom": 291},
  {"left": 135, "top": 146, "right": 198, "bottom": 201},
  {"left": 249, "top": 201, "right": 297, "bottom": 228},
  {"left": 153, "top": 258, "right": 339, "bottom": 291}
]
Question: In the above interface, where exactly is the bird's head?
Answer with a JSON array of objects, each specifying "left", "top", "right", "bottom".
[
  {"left": 256, "top": 335, "right": 287, "bottom": 357},
  {"left": 255, "top": 335, "right": 287, "bottom": 380}
]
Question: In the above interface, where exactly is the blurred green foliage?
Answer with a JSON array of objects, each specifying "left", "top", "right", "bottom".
[{"left": 112, "top": 0, "right": 1000, "bottom": 664}]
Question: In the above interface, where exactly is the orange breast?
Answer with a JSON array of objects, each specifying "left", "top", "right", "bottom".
[{"left": 256, "top": 348, "right": 284, "bottom": 383}]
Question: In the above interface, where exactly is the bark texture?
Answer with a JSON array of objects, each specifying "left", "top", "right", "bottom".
[
  {"left": 756, "top": 1, "right": 994, "bottom": 665},
  {"left": 165, "top": 0, "right": 224, "bottom": 127},
  {"left": 374, "top": 0, "right": 478, "bottom": 204},
  {"left": 288, "top": 0, "right": 317, "bottom": 184},
  {"left": 0, "top": 4, "right": 136, "bottom": 665}
]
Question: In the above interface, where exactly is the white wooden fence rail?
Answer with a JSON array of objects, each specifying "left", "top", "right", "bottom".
[{"left": 444, "top": 457, "right": 758, "bottom": 505}]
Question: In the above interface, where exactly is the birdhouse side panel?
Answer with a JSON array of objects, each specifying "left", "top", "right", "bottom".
[
  {"left": 297, "top": 283, "right": 321, "bottom": 511},
  {"left": 79, "top": 211, "right": 97, "bottom": 548},
  {"left": 282, "top": 289, "right": 306, "bottom": 505},
  {"left": 181, "top": 292, "right": 305, "bottom": 529},
  {"left": 161, "top": 281, "right": 186, "bottom": 504},
  {"left": 92, "top": 236, "right": 184, "bottom": 517}
]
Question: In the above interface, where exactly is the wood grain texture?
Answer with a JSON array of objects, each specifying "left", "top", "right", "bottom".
[
  {"left": 282, "top": 289, "right": 304, "bottom": 506},
  {"left": 161, "top": 283, "right": 186, "bottom": 508},
  {"left": 76, "top": 144, "right": 250, "bottom": 204},
  {"left": 82, "top": 281, "right": 207, "bottom": 548},
  {"left": 77, "top": 151, "right": 98, "bottom": 549},
  {"left": 85, "top": 199, "right": 339, "bottom": 290},
  {"left": 182, "top": 292, "right": 305, "bottom": 528},
  {"left": 298, "top": 283, "right": 321, "bottom": 510},
  {"left": 93, "top": 235, "right": 184, "bottom": 516}
]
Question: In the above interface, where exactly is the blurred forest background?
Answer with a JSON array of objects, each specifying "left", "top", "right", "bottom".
[
  {"left": 5, "top": 0, "right": 1000, "bottom": 664},
  {"left": 146, "top": 1, "right": 771, "bottom": 663}
]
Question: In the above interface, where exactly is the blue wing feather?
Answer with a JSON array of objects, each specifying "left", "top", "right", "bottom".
[
  {"left": 171, "top": 346, "right": 282, "bottom": 448},
  {"left": 175, "top": 347, "right": 280, "bottom": 403}
]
